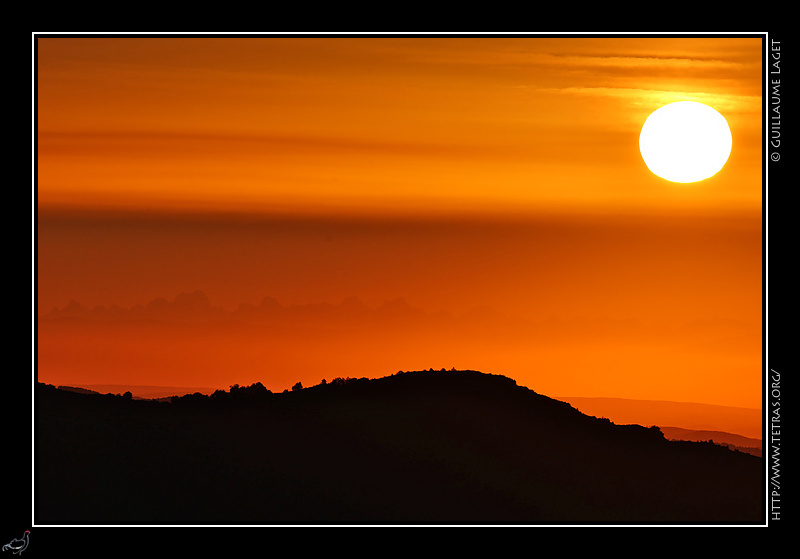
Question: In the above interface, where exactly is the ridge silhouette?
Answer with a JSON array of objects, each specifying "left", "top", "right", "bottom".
[{"left": 35, "top": 370, "right": 763, "bottom": 525}]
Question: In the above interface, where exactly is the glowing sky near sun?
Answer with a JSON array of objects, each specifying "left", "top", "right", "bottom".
[{"left": 37, "top": 36, "right": 762, "bottom": 217}]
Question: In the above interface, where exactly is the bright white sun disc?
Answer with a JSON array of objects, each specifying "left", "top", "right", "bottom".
[{"left": 639, "top": 101, "right": 732, "bottom": 183}]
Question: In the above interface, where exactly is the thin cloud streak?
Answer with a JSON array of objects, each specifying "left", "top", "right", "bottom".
[{"left": 532, "top": 85, "right": 761, "bottom": 113}]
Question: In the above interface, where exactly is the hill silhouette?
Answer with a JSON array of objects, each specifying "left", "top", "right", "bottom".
[
  {"left": 560, "top": 396, "right": 762, "bottom": 441},
  {"left": 35, "top": 370, "right": 763, "bottom": 525},
  {"left": 658, "top": 426, "right": 762, "bottom": 457}
]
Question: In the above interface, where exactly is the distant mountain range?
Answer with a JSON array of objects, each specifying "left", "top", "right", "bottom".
[
  {"left": 57, "top": 384, "right": 217, "bottom": 400},
  {"left": 658, "top": 427, "right": 762, "bottom": 457},
  {"left": 36, "top": 369, "right": 764, "bottom": 525},
  {"left": 42, "top": 290, "right": 437, "bottom": 326}
]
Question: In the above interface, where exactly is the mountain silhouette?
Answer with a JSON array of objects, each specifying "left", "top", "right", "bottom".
[
  {"left": 35, "top": 370, "right": 763, "bottom": 525},
  {"left": 658, "top": 426, "right": 762, "bottom": 457},
  {"left": 561, "top": 396, "right": 762, "bottom": 440}
]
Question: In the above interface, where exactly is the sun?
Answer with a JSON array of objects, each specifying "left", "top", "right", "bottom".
[{"left": 639, "top": 101, "right": 732, "bottom": 183}]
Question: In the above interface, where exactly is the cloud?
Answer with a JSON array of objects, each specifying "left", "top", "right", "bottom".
[
  {"left": 539, "top": 52, "right": 747, "bottom": 70},
  {"left": 534, "top": 85, "right": 761, "bottom": 114}
]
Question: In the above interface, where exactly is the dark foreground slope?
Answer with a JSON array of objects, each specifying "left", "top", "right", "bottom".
[{"left": 35, "top": 370, "right": 763, "bottom": 525}]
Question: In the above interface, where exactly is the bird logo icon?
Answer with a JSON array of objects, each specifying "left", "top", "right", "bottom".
[{"left": 2, "top": 531, "right": 29, "bottom": 555}]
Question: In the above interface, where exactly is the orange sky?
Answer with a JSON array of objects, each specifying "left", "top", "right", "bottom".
[
  {"left": 35, "top": 35, "right": 764, "bottom": 420},
  {"left": 37, "top": 36, "right": 762, "bottom": 216}
]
